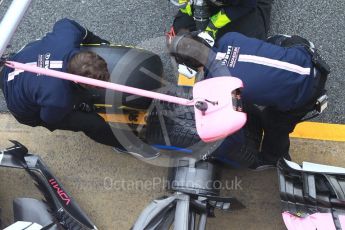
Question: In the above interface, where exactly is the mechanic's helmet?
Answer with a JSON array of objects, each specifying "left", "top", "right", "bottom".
[{"left": 169, "top": 31, "right": 214, "bottom": 72}]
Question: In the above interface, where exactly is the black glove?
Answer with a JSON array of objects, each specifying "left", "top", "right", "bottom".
[
  {"left": 173, "top": 11, "right": 196, "bottom": 33},
  {"left": 74, "top": 102, "right": 96, "bottom": 113},
  {"left": 83, "top": 30, "right": 110, "bottom": 45}
]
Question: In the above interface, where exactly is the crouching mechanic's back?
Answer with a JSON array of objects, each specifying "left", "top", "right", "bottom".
[
  {"left": 169, "top": 31, "right": 329, "bottom": 169},
  {"left": 208, "top": 32, "right": 316, "bottom": 111},
  {"left": 1, "top": 18, "right": 123, "bottom": 148}
]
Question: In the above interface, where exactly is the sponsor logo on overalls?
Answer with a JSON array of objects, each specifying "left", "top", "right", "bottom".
[
  {"left": 37, "top": 52, "right": 51, "bottom": 69},
  {"left": 216, "top": 46, "right": 240, "bottom": 68}
]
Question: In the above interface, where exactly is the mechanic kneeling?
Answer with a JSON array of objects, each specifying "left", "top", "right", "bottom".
[
  {"left": 169, "top": 31, "right": 330, "bottom": 169},
  {"left": 0, "top": 18, "right": 124, "bottom": 150}
]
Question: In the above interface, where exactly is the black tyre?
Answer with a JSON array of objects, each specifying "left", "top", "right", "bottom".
[
  {"left": 146, "top": 86, "right": 200, "bottom": 148},
  {"left": 146, "top": 86, "right": 263, "bottom": 167}
]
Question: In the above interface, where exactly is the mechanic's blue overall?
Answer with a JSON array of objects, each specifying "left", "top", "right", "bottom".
[
  {"left": 207, "top": 32, "right": 326, "bottom": 166},
  {"left": 1, "top": 18, "right": 123, "bottom": 148},
  {"left": 1, "top": 18, "right": 85, "bottom": 126},
  {"left": 207, "top": 32, "right": 315, "bottom": 110}
]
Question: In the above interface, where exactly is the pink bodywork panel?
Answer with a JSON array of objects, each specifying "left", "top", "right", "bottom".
[
  {"left": 282, "top": 212, "right": 339, "bottom": 230},
  {"left": 193, "top": 76, "right": 247, "bottom": 142}
]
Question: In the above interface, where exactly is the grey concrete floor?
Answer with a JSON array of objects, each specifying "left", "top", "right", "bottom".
[{"left": 1, "top": 114, "right": 345, "bottom": 229}]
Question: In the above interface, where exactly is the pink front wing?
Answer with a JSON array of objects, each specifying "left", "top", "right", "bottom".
[{"left": 193, "top": 76, "right": 247, "bottom": 142}]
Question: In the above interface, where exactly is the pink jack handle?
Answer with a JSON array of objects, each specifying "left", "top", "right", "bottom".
[
  {"left": 5, "top": 61, "right": 247, "bottom": 142},
  {"left": 5, "top": 61, "right": 192, "bottom": 106}
]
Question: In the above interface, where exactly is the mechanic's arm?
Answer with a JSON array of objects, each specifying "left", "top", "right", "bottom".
[
  {"left": 203, "top": 33, "right": 235, "bottom": 78},
  {"left": 178, "top": 0, "right": 193, "bottom": 16},
  {"left": 51, "top": 18, "right": 109, "bottom": 46},
  {"left": 177, "top": 1, "right": 228, "bottom": 38},
  {"left": 206, "top": 0, "right": 257, "bottom": 38},
  {"left": 172, "top": 1, "right": 196, "bottom": 33}
]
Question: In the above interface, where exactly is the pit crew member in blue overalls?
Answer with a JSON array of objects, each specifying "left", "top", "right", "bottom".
[
  {"left": 169, "top": 31, "right": 330, "bottom": 169},
  {"left": 0, "top": 18, "right": 125, "bottom": 150}
]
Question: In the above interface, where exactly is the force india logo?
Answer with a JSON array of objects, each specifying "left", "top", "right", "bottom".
[
  {"left": 49, "top": 178, "right": 71, "bottom": 205},
  {"left": 216, "top": 46, "right": 240, "bottom": 68}
]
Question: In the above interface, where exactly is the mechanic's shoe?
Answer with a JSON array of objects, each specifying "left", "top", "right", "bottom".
[
  {"left": 112, "top": 147, "right": 160, "bottom": 160},
  {"left": 249, "top": 155, "right": 277, "bottom": 171}
]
